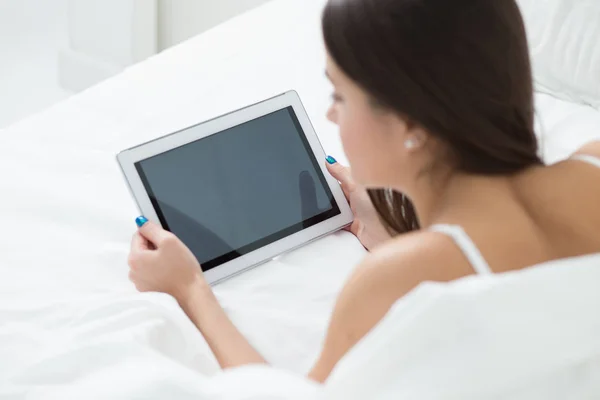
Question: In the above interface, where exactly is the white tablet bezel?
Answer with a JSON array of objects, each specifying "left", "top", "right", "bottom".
[{"left": 117, "top": 91, "right": 353, "bottom": 285}]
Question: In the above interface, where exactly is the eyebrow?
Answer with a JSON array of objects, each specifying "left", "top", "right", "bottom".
[{"left": 325, "top": 70, "right": 333, "bottom": 82}]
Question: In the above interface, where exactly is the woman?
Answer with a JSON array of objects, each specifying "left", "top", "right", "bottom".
[{"left": 127, "top": 0, "right": 600, "bottom": 383}]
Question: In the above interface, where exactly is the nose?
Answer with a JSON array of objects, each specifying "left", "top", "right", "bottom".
[{"left": 326, "top": 105, "right": 338, "bottom": 125}]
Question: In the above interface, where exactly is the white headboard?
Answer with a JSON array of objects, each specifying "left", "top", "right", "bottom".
[{"left": 518, "top": 0, "right": 600, "bottom": 108}]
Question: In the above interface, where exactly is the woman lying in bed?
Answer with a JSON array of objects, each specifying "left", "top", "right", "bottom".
[{"left": 127, "top": 0, "right": 600, "bottom": 383}]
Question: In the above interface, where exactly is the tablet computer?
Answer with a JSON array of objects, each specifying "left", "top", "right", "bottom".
[{"left": 117, "top": 91, "right": 353, "bottom": 284}]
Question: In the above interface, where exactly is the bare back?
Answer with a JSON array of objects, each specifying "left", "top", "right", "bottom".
[{"left": 456, "top": 143, "right": 600, "bottom": 273}]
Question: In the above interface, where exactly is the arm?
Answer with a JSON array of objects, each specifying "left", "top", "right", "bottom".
[
  {"left": 177, "top": 276, "right": 267, "bottom": 368},
  {"left": 128, "top": 220, "right": 266, "bottom": 370},
  {"left": 308, "top": 232, "right": 473, "bottom": 382},
  {"left": 128, "top": 220, "right": 470, "bottom": 379}
]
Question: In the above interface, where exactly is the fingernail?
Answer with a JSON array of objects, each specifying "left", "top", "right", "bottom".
[
  {"left": 135, "top": 216, "right": 148, "bottom": 227},
  {"left": 326, "top": 156, "right": 337, "bottom": 164}
]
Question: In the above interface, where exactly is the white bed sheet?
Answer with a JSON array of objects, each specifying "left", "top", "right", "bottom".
[
  {"left": 0, "top": 0, "right": 364, "bottom": 388},
  {"left": 1, "top": 0, "right": 600, "bottom": 397}
]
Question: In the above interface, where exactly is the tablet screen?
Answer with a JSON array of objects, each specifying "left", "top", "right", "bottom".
[{"left": 135, "top": 107, "right": 340, "bottom": 271}]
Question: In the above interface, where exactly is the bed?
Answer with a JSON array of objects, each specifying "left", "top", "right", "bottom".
[{"left": 1, "top": 0, "right": 600, "bottom": 398}]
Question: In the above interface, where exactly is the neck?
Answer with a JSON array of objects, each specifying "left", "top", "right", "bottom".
[
  {"left": 401, "top": 170, "right": 453, "bottom": 228},
  {"left": 399, "top": 170, "right": 513, "bottom": 229}
]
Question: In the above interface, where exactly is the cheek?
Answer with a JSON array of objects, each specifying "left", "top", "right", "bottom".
[
  {"left": 337, "top": 107, "right": 384, "bottom": 183},
  {"left": 337, "top": 105, "right": 409, "bottom": 188},
  {"left": 336, "top": 107, "right": 361, "bottom": 156}
]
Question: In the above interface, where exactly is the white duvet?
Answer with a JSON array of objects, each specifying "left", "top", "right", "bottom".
[{"left": 2, "top": 0, "right": 600, "bottom": 398}]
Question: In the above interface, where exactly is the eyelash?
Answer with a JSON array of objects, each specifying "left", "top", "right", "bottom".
[{"left": 331, "top": 93, "right": 343, "bottom": 103}]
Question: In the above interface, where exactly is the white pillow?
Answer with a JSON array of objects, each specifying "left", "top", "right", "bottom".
[{"left": 517, "top": 0, "right": 600, "bottom": 109}]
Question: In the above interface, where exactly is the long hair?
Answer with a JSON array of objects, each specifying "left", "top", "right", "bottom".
[{"left": 322, "top": 0, "right": 542, "bottom": 234}]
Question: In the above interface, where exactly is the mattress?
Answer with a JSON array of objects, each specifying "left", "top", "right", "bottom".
[{"left": 2, "top": 0, "right": 600, "bottom": 397}]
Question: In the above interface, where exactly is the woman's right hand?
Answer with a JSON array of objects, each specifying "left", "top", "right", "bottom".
[
  {"left": 326, "top": 157, "right": 392, "bottom": 251},
  {"left": 128, "top": 219, "right": 207, "bottom": 304}
]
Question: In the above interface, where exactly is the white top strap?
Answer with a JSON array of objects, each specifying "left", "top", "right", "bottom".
[
  {"left": 571, "top": 154, "right": 600, "bottom": 169},
  {"left": 429, "top": 224, "right": 493, "bottom": 275}
]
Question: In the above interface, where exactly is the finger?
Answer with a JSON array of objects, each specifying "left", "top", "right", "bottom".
[
  {"left": 342, "top": 220, "right": 360, "bottom": 236},
  {"left": 136, "top": 217, "right": 170, "bottom": 246},
  {"left": 128, "top": 270, "right": 147, "bottom": 293},
  {"left": 325, "top": 158, "right": 355, "bottom": 195},
  {"left": 128, "top": 248, "right": 152, "bottom": 271},
  {"left": 350, "top": 219, "right": 362, "bottom": 237},
  {"left": 131, "top": 232, "right": 150, "bottom": 252}
]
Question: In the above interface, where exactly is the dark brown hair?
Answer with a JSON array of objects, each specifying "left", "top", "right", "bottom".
[{"left": 322, "top": 0, "right": 543, "bottom": 235}]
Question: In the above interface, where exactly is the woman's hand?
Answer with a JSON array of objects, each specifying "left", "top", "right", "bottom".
[
  {"left": 127, "top": 217, "right": 267, "bottom": 370},
  {"left": 326, "top": 157, "right": 392, "bottom": 251},
  {"left": 128, "top": 218, "right": 205, "bottom": 303}
]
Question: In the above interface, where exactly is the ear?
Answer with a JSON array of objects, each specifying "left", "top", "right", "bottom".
[
  {"left": 386, "top": 113, "right": 428, "bottom": 152},
  {"left": 403, "top": 124, "right": 428, "bottom": 152},
  {"left": 413, "top": 126, "right": 429, "bottom": 146}
]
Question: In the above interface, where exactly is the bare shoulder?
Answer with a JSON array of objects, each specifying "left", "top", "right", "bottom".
[
  {"left": 349, "top": 228, "right": 478, "bottom": 320},
  {"left": 308, "top": 229, "right": 474, "bottom": 382},
  {"left": 336, "top": 230, "right": 471, "bottom": 327},
  {"left": 526, "top": 141, "right": 600, "bottom": 202},
  {"left": 505, "top": 140, "right": 600, "bottom": 262},
  {"left": 564, "top": 140, "right": 600, "bottom": 175},
  {"left": 364, "top": 229, "right": 476, "bottom": 285},
  {"left": 543, "top": 140, "right": 600, "bottom": 208},
  {"left": 575, "top": 140, "right": 600, "bottom": 158}
]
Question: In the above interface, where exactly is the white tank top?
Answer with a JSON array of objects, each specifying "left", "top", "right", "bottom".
[{"left": 429, "top": 154, "right": 600, "bottom": 275}]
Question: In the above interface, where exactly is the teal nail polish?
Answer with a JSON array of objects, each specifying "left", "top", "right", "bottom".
[
  {"left": 326, "top": 155, "right": 337, "bottom": 164},
  {"left": 135, "top": 216, "right": 148, "bottom": 227}
]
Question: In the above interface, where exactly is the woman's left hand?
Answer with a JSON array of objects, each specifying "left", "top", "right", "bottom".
[{"left": 128, "top": 218, "right": 205, "bottom": 303}]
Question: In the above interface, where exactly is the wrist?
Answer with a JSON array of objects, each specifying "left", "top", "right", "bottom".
[{"left": 174, "top": 272, "right": 213, "bottom": 307}]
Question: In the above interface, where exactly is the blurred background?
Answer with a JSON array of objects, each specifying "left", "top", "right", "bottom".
[{"left": 0, "top": 0, "right": 271, "bottom": 129}]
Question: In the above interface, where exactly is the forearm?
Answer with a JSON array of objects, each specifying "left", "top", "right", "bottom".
[{"left": 177, "top": 276, "right": 267, "bottom": 369}]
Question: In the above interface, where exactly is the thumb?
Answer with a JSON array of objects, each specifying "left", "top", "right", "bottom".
[
  {"left": 325, "top": 156, "right": 355, "bottom": 194},
  {"left": 136, "top": 217, "right": 169, "bottom": 246}
]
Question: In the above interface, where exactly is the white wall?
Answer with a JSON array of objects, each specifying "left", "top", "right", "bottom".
[
  {"left": 157, "top": 0, "right": 272, "bottom": 50},
  {"left": 68, "top": 0, "right": 156, "bottom": 66},
  {"left": 59, "top": 0, "right": 157, "bottom": 92},
  {"left": 0, "top": 0, "right": 71, "bottom": 128},
  {"left": 58, "top": 0, "right": 271, "bottom": 92}
]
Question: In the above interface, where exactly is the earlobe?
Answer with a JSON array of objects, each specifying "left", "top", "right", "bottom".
[
  {"left": 391, "top": 114, "right": 418, "bottom": 150},
  {"left": 404, "top": 138, "right": 418, "bottom": 150},
  {"left": 404, "top": 126, "right": 428, "bottom": 151}
]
